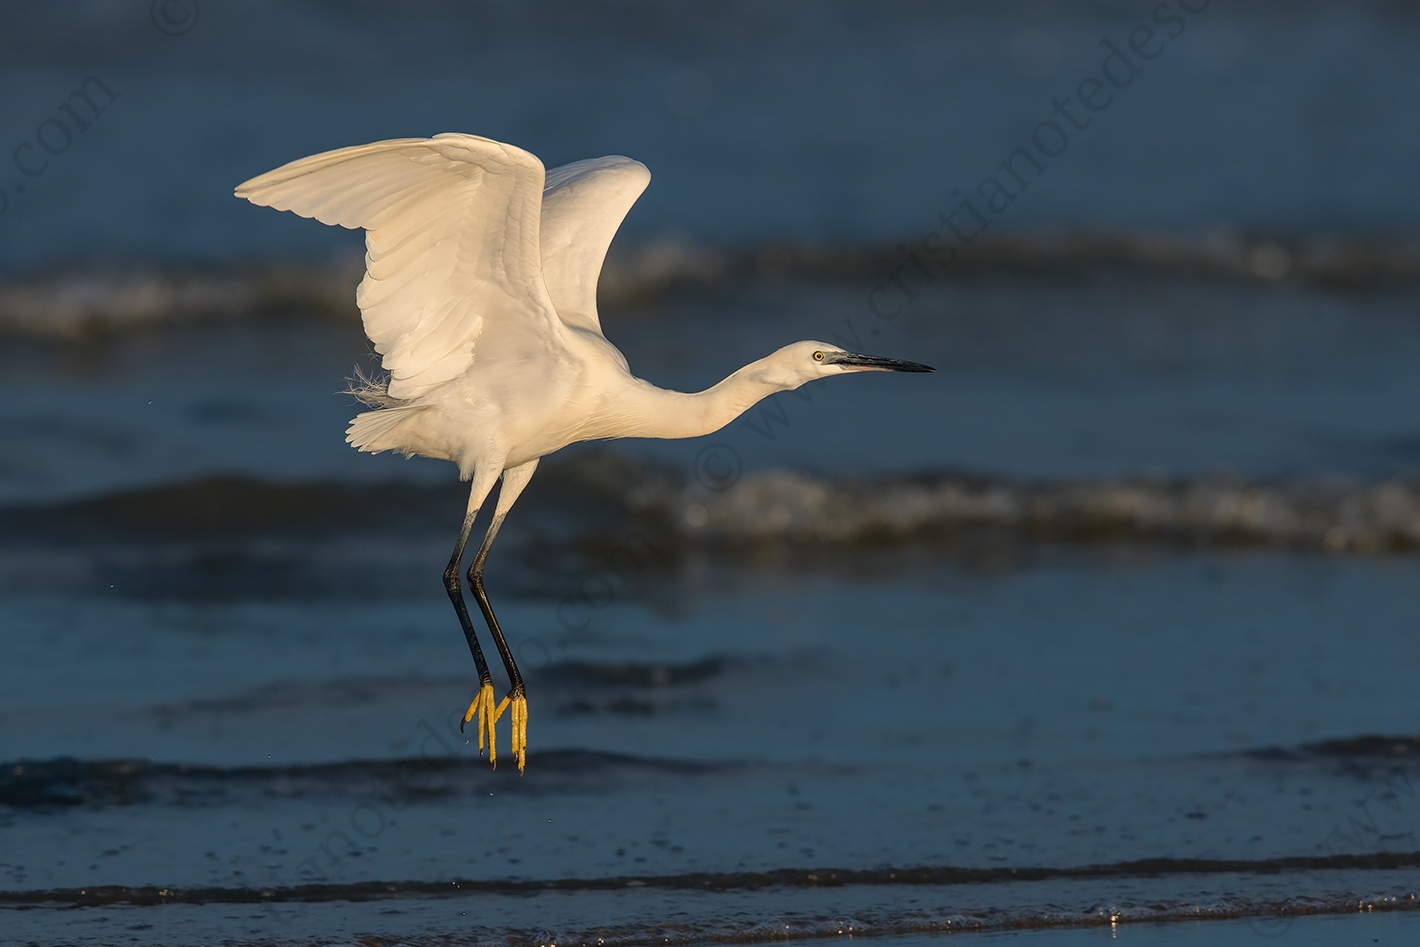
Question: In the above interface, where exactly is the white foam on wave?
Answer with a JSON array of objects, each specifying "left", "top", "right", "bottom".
[
  {"left": 0, "top": 262, "right": 360, "bottom": 338},
  {"left": 4, "top": 232, "right": 1419, "bottom": 338},
  {"left": 651, "top": 469, "right": 1420, "bottom": 553}
]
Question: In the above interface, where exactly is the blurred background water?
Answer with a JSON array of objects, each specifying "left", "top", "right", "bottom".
[{"left": 2, "top": 2, "right": 1420, "bottom": 945}]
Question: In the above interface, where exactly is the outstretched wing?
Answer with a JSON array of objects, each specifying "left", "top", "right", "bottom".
[
  {"left": 235, "top": 133, "right": 565, "bottom": 400},
  {"left": 539, "top": 156, "right": 650, "bottom": 335}
]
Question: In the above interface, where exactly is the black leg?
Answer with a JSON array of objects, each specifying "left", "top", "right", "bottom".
[
  {"left": 444, "top": 509, "right": 494, "bottom": 732},
  {"left": 463, "top": 459, "right": 537, "bottom": 772},
  {"left": 467, "top": 511, "right": 522, "bottom": 700}
]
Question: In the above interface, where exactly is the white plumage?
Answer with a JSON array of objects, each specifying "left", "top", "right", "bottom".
[{"left": 236, "top": 133, "right": 932, "bottom": 771}]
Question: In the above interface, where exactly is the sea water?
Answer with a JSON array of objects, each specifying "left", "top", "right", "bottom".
[{"left": 2, "top": 2, "right": 1419, "bottom": 944}]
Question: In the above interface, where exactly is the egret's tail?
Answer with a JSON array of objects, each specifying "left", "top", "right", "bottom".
[{"left": 346, "top": 404, "right": 430, "bottom": 455}]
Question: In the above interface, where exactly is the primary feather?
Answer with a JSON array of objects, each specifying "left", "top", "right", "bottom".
[
  {"left": 235, "top": 133, "right": 568, "bottom": 400},
  {"left": 538, "top": 156, "right": 651, "bottom": 335}
]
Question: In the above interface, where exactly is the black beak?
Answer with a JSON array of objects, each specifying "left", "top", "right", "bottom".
[{"left": 826, "top": 352, "right": 935, "bottom": 373}]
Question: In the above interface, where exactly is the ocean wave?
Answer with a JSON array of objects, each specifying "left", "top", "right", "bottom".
[
  {"left": 602, "top": 231, "right": 1420, "bottom": 297},
  {"left": 0, "top": 750, "right": 731, "bottom": 811},
  {"left": 0, "top": 261, "right": 361, "bottom": 339},
  {"left": 8, "top": 460, "right": 1420, "bottom": 555},
  {"left": 3, "top": 231, "right": 1419, "bottom": 338},
  {"left": 3, "top": 858, "right": 1418, "bottom": 936},
  {"left": 6, "top": 730, "right": 1416, "bottom": 813},
  {"left": 1252, "top": 734, "right": 1420, "bottom": 762},
  {"left": 644, "top": 468, "right": 1420, "bottom": 555},
  {"left": 0, "top": 476, "right": 462, "bottom": 541}
]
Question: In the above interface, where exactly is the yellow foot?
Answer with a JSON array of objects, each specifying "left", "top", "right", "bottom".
[
  {"left": 509, "top": 693, "right": 528, "bottom": 774},
  {"left": 461, "top": 682, "right": 510, "bottom": 766}
]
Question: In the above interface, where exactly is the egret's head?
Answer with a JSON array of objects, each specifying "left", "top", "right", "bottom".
[{"left": 755, "top": 340, "right": 934, "bottom": 388}]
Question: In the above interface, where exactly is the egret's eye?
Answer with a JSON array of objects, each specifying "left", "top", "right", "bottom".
[{"left": 813, "top": 350, "right": 825, "bottom": 362}]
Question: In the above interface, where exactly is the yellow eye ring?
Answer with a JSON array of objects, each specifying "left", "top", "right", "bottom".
[{"left": 813, "top": 350, "right": 825, "bottom": 362}]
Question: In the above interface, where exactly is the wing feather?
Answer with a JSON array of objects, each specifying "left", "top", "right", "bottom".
[
  {"left": 236, "top": 134, "right": 565, "bottom": 400},
  {"left": 539, "top": 156, "right": 650, "bottom": 334}
]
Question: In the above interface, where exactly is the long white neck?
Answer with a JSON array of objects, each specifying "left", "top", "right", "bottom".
[{"left": 612, "top": 357, "right": 799, "bottom": 441}]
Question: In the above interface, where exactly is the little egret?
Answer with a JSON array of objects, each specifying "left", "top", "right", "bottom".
[{"left": 235, "top": 133, "right": 932, "bottom": 771}]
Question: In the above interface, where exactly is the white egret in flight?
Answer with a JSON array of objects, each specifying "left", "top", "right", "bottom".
[{"left": 235, "top": 134, "right": 932, "bottom": 772}]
